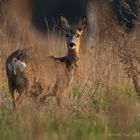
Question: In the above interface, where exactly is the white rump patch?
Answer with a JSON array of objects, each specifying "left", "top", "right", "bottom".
[
  {"left": 12, "top": 58, "right": 27, "bottom": 73},
  {"left": 16, "top": 60, "right": 26, "bottom": 71}
]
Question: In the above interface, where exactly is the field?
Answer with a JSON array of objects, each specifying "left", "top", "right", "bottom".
[{"left": 0, "top": 1, "right": 140, "bottom": 140}]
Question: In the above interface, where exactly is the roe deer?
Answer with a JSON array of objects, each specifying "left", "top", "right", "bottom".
[{"left": 5, "top": 16, "right": 87, "bottom": 109}]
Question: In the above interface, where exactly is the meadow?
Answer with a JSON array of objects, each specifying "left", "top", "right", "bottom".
[{"left": 0, "top": 1, "right": 140, "bottom": 140}]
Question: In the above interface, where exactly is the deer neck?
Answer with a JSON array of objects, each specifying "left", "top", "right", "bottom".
[{"left": 65, "top": 48, "right": 80, "bottom": 71}]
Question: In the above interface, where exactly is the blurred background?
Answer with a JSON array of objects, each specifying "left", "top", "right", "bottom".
[
  {"left": 0, "top": 1, "right": 140, "bottom": 139},
  {"left": 0, "top": 0, "right": 139, "bottom": 32}
]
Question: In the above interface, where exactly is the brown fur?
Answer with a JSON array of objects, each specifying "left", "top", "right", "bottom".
[{"left": 5, "top": 16, "right": 87, "bottom": 109}]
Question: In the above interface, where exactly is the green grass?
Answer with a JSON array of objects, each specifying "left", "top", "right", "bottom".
[
  {"left": 0, "top": 84, "right": 140, "bottom": 140},
  {"left": 0, "top": 108, "right": 106, "bottom": 140},
  {"left": 0, "top": 107, "right": 140, "bottom": 140}
]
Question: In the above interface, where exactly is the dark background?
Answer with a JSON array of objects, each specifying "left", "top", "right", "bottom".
[
  {"left": 111, "top": 0, "right": 138, "bottom": 32},
  {"left": 0, "top": 0, "right": 137, "bottom": 32},
  {"left": 30, "top": 0, "right": 139, "bottom": 32},
  {"left": 30, "top": 0, "right": 90, "bottom": 31}
]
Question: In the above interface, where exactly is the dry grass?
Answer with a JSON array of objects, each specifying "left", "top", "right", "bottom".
[{"left": 0, "top": 1, "right": 140, "bottom": 140}]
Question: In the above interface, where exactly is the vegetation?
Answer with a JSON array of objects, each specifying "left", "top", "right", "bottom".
[{"left": 0, "top": 0, "right": 140, "bottom": 140}]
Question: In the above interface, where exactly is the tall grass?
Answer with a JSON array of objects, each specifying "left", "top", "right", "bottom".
[{"left": 0, "top": 1, "right": 140, "bottom": 140}]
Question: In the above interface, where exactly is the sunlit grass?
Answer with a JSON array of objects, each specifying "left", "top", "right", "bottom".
[{"left": 0, "top": 1, "right": 140, "bottom": 139}]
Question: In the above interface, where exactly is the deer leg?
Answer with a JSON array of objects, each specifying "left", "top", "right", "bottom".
[
  {"left": 8, "top": 82, "right": 16, "bottom": 109},
  {"left": 56, "top": 94, "right": 64, "bottom": 111},
  {"left": 15, "top": 90, "right": 29, "bottom": 108},
  {"left": 37, "top": 93, "right": 55, "bottom": 110},
  {"left": 38, "top": 93, "right": 55, "bottom": 103},
  {"left": 11, "top": 90, "right": 16, "bottom": 109}
]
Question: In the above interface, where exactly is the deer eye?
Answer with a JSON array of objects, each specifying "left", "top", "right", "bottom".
[{"left": 66, "top": 34, "right": 70, "bottom": 38}]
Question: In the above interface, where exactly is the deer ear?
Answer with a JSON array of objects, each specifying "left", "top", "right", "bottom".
[
  {"left": 59, "top": 16, "right": 70, "bottom": 31},
  {"left": 78, "top": 16, "right": 87, "bottom": 31}
]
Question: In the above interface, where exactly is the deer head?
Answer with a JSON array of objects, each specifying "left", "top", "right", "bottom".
[{"left": 59, "top": 16, "right": 87, "bottom": 54}]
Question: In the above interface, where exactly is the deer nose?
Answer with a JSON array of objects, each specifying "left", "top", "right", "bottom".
[{"left": 69, "top": 42, "right": 76, "bottom": 48}]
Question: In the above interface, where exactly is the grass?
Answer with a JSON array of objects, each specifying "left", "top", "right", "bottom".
[
  {"left": 0, "top": 110, "right": 104, "bottom": 140},
  {"left": 0, "top": 1, "right": 140, "bottom": 140},
  {"left": 0, "top": 84, "right": 140, "bottom": 140}
]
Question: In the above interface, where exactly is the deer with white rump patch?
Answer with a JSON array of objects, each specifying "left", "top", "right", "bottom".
[{"left": 6, "top": 16, "right": 87, "bottom": 110}]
